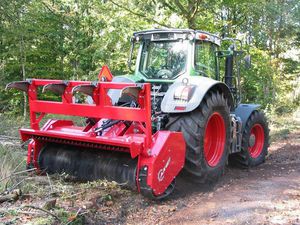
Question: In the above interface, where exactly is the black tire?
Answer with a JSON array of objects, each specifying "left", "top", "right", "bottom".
[
  {"left": 166, "top": 91, "right": 230, "bottom": 183},
  {"left": 229, "top": 111, "right": 269, "bottom": 167}
]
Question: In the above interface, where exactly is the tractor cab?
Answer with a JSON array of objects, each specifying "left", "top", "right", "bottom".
[
  {"left": 128, "top": 29, "right": 246, "bottom": 110},
  {"left": 129, "top": 29, "right": 221, "bottom": 82}
]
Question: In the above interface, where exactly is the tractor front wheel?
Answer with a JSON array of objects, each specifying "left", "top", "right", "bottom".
[
  {"left": 229, "top": 111, "right": 269, "bottom": 167},
  {"left": 167, "top": 91, "right": 230, "bottom": 183}
]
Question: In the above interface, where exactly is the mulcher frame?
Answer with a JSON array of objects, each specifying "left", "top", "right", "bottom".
[{"left": 12, "top": 78, "right": 185, "bottom": 196}]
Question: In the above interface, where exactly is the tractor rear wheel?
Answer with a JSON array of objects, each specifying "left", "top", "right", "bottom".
[
  {"left": 166, "top": 91, "right": 230, "bottom": 183},
  {"left": 229, "top": 111, "right": 269, "bottom": 167}
]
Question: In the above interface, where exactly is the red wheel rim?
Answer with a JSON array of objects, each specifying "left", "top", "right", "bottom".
[
  {"left": 248, "top": 124, "right": 265, "bottom": 158},
  {"left": 204, "top": 112, "right": 226, "bottom": 167}
]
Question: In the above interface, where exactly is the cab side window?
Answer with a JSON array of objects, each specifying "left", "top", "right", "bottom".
[{"left": 195, "top": 41, "right": 216, "bottom": 78}]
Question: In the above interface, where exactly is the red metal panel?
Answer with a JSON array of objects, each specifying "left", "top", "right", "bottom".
[
  {"left": 140, "top": 131, "right": 186, "bottom": 196},
  {"left": 31, "top": 79, "right": 91, "bottom": 86},
  {"left": 30, "top": 102, "right": 148, "bottom": 122},
  {"left": 20, "top": 128, "right": 145, "bottom": 149}
]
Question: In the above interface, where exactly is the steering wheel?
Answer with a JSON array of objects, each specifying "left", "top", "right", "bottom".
[{"left": 157, "top": 69, "right": 172, "bottom": 79}]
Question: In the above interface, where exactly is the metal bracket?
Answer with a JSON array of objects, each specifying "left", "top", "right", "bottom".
[
  {"left": 72, "top": 83, "right": 97, "bottom": 96},
  {"left": 5, "top": 81, "right": 31, "bottom": 92},
  {"left": 42, "top": 82, "right": 69, "bottom": 95},
  {"left": 120, "top": 86, "right": 143, "bottom": 100}
]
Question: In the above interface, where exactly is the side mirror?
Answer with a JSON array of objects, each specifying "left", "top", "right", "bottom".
[{"left": 244, "top": 54, "right": 251, "bottom": 69}]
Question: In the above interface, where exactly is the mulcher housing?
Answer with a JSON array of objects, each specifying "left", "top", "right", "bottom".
[{"left": 13, "top": 78, "right": 185, "bottom": 197}]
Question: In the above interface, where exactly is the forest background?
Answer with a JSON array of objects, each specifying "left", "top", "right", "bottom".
[{"left": 0, "top": 0, "right": 299, "bottom": 118}]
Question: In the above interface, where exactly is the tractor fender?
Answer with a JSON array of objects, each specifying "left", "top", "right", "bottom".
[
  {"left": 161, "top": 76, "right": 234, "bottom": 113},
  {"left": 234, "top": 104, "right": 261, "bottom": 131}
]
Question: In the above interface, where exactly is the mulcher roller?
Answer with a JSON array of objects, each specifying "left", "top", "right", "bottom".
[
  {"left": 39, "top": 143, "right": 137, "bottom": 189},
  {"left": 6, "top": 74, "right": 186, "bottom": 199}
]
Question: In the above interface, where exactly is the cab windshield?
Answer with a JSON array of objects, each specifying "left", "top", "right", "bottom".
[{"left": 139, "top": 40, "right": 188, "bottom": 79}]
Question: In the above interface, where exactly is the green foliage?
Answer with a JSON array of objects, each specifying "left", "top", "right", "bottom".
[
  {"left": 241, "top": 49, "right": 276, "bottom": 107},
  {"left": 0, "top": 0, "right": 299, "bottom": 116}
]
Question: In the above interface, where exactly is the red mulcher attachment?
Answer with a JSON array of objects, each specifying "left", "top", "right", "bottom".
[{"left": 6, "top": 67, "right": 185, "bottom": 199}]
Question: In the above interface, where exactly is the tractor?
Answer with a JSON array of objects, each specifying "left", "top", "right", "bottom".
[{"left": 6, "top": 29, "right": 269, "bottom": 199}]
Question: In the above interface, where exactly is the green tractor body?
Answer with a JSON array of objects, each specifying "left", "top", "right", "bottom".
[{"left": 123, "top": 29, "right": 269, "bottom": 180}]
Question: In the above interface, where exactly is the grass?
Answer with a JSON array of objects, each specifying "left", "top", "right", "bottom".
[
  {"left": 0, "top": 114, "right": 28, "bottom": 137},
  {"left": 267, "top": 108, "right": 300, "bottom": 142},
  {"left": 0, "top": 114, "right": 26, "bottom": 193},
  {"left": 0, "top": 144, "right": 26, "bottom": 192}
]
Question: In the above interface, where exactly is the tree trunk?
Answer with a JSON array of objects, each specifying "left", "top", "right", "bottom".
[
  {"left": 20, "top": 35, "right": 27, "bottom": 118},
  {"left": 187, "top": 18, "right": 197, "bottom": 30}
]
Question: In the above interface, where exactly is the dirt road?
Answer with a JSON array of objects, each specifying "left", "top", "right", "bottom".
[
  {"left": 124, "top": 131, "right": 300, "bottom": 225},
  {"left": 0, "top": 130, "right": 299, "bottom": 225}
]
